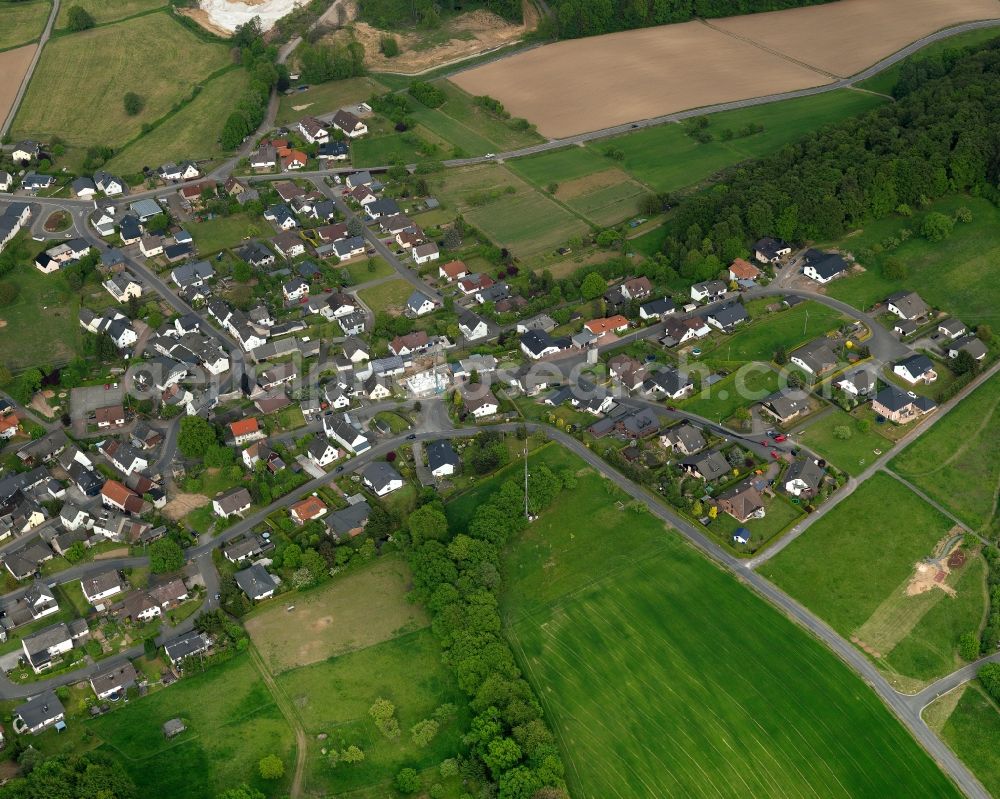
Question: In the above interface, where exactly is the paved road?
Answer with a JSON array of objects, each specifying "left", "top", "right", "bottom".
[
  {"left": 748, "top": 359, "right": 1000, "bottom": 568},
  {"left": 911, "top": 652, "right": 1000, "bottom": 712},
  {"left": 0, "top": 0, "right": 60, "bottom": 138}
]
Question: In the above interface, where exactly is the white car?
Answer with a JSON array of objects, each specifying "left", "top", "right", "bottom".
[{"left": 484, "top": 153, "right": 496, "bottom": 159}]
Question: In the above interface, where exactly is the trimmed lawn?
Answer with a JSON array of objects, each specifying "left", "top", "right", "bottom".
[
  {"left": 342, "top": 256, "right": 394, "bottom": 285},
  {"left": 889, "top": 370, "right": 1000, "bottom": 531},
  {"left": 88, "top": 654, "right": 294, "bottom": 799},
  {"left": 824, "top": 196, "right": 1000, "bottom": 324},
  {"left": 762, "top": 473, "right": 955, "bottom": 638},
  {"left": 351, "top": 131, "right": 438, "bottom": 167},
  {"left": 698, "top": 301, "right": 847, "bottom": 368},
  {"left": 187, "top": 213, "right": 264, "bottom": 254},
  {"left": 501, "top": 454, "right": 961, "bottom": 798},
  {"left": 0, "top": 258, "right": 82, "bottom": 369},
  {"left": 275, "top": 76, "right": 385, "bottom": 125},
  {"left": 709, "top": 493, "right": 805, "bottom": 549},
  {"left": 629, "top": 223, "right": 669, "bottom": 257},
  {"left": 935, "top": 684, "right": 1000, "bottom": 799},
  {"left": 358, "top": 278, "right": 417, "bottom": 316},
  {"left": 104, "top": 68, "right": 249, "bottom": 174},
  {"left": 12, "top": 11, "right": 230, "bottom": 147},
  {"left": 55, "top": 0, "right": 165, "bottom": 28},
  {"left": 559, "top": 173, "right": 648, "bottom": 227},
  {"left": 799, "top": 406, "right": 895, "bottom": 476},
  {"left": 245, "top": 556, "right": 429, "bottom": 673},
  {"left": 373, "top": 410, "right": 409, "bottom": 434},
  {"left": 0, "top": 0, "right": 50, "bottom": 49},
  {"left": 508, "top": 145, "right": 610, "bottom": 185},
  {"left": 587, "top": 90, "right": 887, "bottom": 192},
  {"left": 679, "top": 365, "right": 781, "bottom": 423},
  {"left": 278, "top": 628, "right": 469, "bottom": 798}
]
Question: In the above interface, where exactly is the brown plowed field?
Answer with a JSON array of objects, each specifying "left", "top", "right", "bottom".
[
  {"left": 0, "top": 45, "right": 35, "bottom": 127},
  {"left": 451, "top": 0, "right": 1000, "bottom": 138},
  {"left": 711, "top": 0, "right": 1000, "bottom": 77}
]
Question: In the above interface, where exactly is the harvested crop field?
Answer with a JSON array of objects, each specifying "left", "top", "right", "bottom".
[
  {"left": 710, "top": 0, "right": 1000, "bottom": 78},
  {"left": 0, "top": 45, "right": 35, "bottom": 126},
  {"left": 451, "top": 0, "right": 1000, "bottom": 137},
  {"left": 451, "top": 20, "right": 829, "bottom": 138}
]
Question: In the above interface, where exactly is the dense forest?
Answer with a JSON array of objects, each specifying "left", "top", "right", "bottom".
[
  {"left": 547, "top": 0, "right": 834, "bottom": 39},
  {"left": 637, "top": 37, "right": 1000, "bottom": 285}
]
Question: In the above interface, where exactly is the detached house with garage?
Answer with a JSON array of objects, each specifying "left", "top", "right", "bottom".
[
  {"left": 297, "top": 115, "right": 329, "bottom": 144},
  {"left": 691, "top": 280, "right": 727, "bottom": 303},
  {"left": 893, "top": 353, "right": 937, "bottom": 384},
  {"left": 872, "top": 385, "right": 936, "bottom": 423},
  {"left": 802, "top": 249, "right": 849, "bottom": 284},
  {"left": 332, "top": 109, "right": 368, "bottom": 138},
  {"left": 212, "top": 486, "right": 252, "bottom": 518},
  {"left": 886, "top": 291, "right": 929, "bottom": 321},
  {"left": 754, "top": 237, "right": 791, "bottom": 263},
  {"left": 362, "top": 462, "right": 404, "bottom": 496},
  {"left": 406, "top": 290, "right": 436, "bottom": 317}
]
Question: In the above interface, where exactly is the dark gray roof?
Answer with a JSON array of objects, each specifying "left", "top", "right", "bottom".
[
  {"left": 325, "top": 500, "right": 370, "bottom": 537},
  {"left": 362, "top": 461, "right": 402, "bottom": 492},
  {"left": 785, "top": 458, "right": 825, "bottom": 490},
  {"left": 803, "top": 249, "right": 849, "bottom": 278},
  {"left": 15, "top": 690, "right": 64, "bottom": 730},
  {"left": 682, "top": 449, "right": 729, "bottom": 480},
  {"left": 164, "top": 631, "right": 211, "bottom": 663},
  {"left": 896, "top": 353, "right": 935, "bottom": 376},
  {"left": 426, "top": 439, "right": 459, "bottom": 472},
  {"left": 708, "top": 302, "right": 749, "bottom": 329},
  {"left": 235, "top": 564, "right": 276, "bottom": 599}
]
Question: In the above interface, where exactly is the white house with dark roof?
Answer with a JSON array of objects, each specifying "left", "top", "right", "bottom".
[{"left": 893, "top": 354, "right": 937, "bottom": 384}]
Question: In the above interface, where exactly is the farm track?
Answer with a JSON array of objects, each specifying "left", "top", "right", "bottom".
[
  {"left": 0, "top": 0, "right": 58, "bottom": 137},
  {"left": 249, "top": 643, "right": 308, "bottom": 799}
]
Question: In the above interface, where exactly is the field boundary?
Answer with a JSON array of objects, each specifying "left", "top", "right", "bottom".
[
  {"left": 249, "top": 644, "right": 307, "bottom": 799},
  {"left": 698, "top": 17, "right": 841, "bottom": 80}
]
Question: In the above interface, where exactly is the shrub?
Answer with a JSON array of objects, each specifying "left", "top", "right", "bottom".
[
  {"left": 380, "top": 35, "right": 399, "bottom": 57},
  {"left": 409, "top": 81, "right": 446, "bottom": 108},
  {"left": 66, "top": 5, "right": 95, "bottom": 30},
  {"left": 123, "top": 92, "right": 144, "bottom": 116}
]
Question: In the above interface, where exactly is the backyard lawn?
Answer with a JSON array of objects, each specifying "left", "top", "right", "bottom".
[
  {"left": 0, "top": 0, "right": 51, "bottom": 49},
  {"left": 88, "top": 654, "right": 294, "bottom": 799},
  {"left": 709, "top": 493, "right": 804, "bottom": 551},
  {"left": 587, "top": 90, "right": 887, "bottom": 192},
  {"left": 697, "top": 301, "right": 847, "bottom": 369},
  {"left": 798, "top": 406, "right": 896, "bottom": 476},
  {"left": 341, "top": 256, "right": 394, "bottom": 285},
  {"left": 499, "top": 454, "right": 961, "bottom": 798},
  {"left": 889, "top": 371, "right": 1000, "bottom": 531},
  {"left": 12, "top": 12, "right": 230, "bottom": 147},
  {"left": 679, "top": 365, "right": 781, "bottom": 423},
  {"left": 824, "top": 196, "right": 1000, "bottom": 325},
  {"left": 187, "top": 213, "right": 264, "bottom": 254},
  {"left": 358, "top": 279, "right": 417, "bottom": 316}
]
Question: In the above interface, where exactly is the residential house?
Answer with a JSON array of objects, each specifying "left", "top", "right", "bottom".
[
  {"left": 938, "top": 319, "right": 967, "bottom": 339},
  {"left": 339, "top": 310, "right": 366, "bottom": 336},
  {"left": 297, "top": 115, "right": 329, "bottom": 144},
  {"left": 790, "top": 338, "right": 839, "bottom": 376},
  {"left": 716, "top": 480, "right": 766, "bottom": 523},
  {"left": 99, "top": 439, "right": 148, "bottom": 476},
  {"left": 95, "top": 171, "right": 125, "bottom": 196},
  {"left": 871, "top": 385, "right": 937, "bottom": 423},
  {"left": 390, "top": 330, "right": 430, "bottom": 358},
  {"left": 639, "top": 297, "right": 676, "bottom": 321},
  {"left": 90, "top": 207, "right": 117, "bottom": 237},
  {"left": 100, "top": 479, "right": 143, "bottom": 514},
  {"left": 362, "top": 462, "right": 404, "bottom": 496},
  {"left": 250, "top": 144, "right": 277, "bottom": 170},
  {"left": 362, "top": 374, "right": 392, "bottom": 400},
  {"left": 323, "top": 413, "right": 371, "bottom": 454},
  {"left": 330, "top": 236, "right": 365, "bottom": 261},
  {"left": 729, "top": 258, "right": 762, "bottom": 283},
  {"left": 760, "top": 388, "right": 810, "bottom": 424},
  {"left": 947, "top": 334, "right": 988, "bottom": 361},
  {"left": 22, "top": 582, "right": 59, "bottom": 620},
  {"left": 893, "top": 354, "right": 937, "bottom": 384},
  {"left": 802, "top": 249, "right": 849, "bottom": 284},
  {"left": 318, "top": 140, "right": 349, "bottom": 161},
  {"left": 412, "top": 242, "right": 440, "bottom": 264},
  {"left": 273, "top": 231, "right": 306, "bottom": 259},
  {"left": 753, "top": 237, "right": 791, "bottom": 263},
  {"left": 462, "top": 387, "right": 499, "bottom": 418},
  {"left": 660, "top": 316, "right": 710, "bottom": 347},
  {"left": 0, "top": 202, "right": 31, "bottom": 252},
  {"left": 706, "top": 302, "right": 749, "bottom": 332},
  {"left": 457, "top": 273, "right": 494, "bottom": 296},
  {"left": 520, "top": 329, "right": 567, "bottom": 360},
  {"left": 642, "top": 368, "right": 693, "bottom": 400},
  {"left": 170, "top": 260, "right": 214, "bottom": 290},
  {"left": 0, "top": 170, "right": 11, "bottom": 191},
  {"left": 21, "top": 172, "right": 54, "bottom": 192},
  {"left": 784, "top": 458, "right": 826, "bottom": 498},
  {"left": 365, "top": 198, "right": 400, "bottom": 221},
  {"left": 103, "top": 273, "right": 142, "bottom": 303},
  {"left": 621, "top": 276, "right": 652, "bottom": 301},
  {"left": 835, "top": 367, "right": 876, "bottom": 397},
  {"left": 306, "top": 438, "right": 340, "bottom": 468},
  {"left": 229, "top": 418, "right": 264, "bottom": 445},
  {"left": 22, "top": 623, "right": 77, "bottom": 673},
  {"left": 90, "top": 661, "right": 137, "bottom": 700},
  {"left": 235, "top": 564, "right": 277, "bottom": 601},
  {"left": 212, "top": 487, "right": 252, "bottom": 518},
  {"left": 95, "top": 405, "right": 126, "bottom": 429},
  {"left": 427, "top": 440, "right": 459, "bottom": 477},
  {"left": 119, "top": 214, "right": 142, "bottom": 244},
  {"left": 290, "top": 495, "right": 327, "bottom": 525},
  {"left": 14, "top": 691, "right": 65, "bottom": 734},
  {"left": 690, "top": 280, "right": 727, "bottom": 303},
  {"left": 682, "top": 449, "right": 730, "bottom": 481},
  {"left": 608, "top": 354, "right": 646, "bottom": 391},
  {"left": 164, "top": 631, "right": 211, "bottom": 665},
  {"left": 71, "top": 176, "right": 96, "bottom": 198},
  {"left": 12, "top": 141, "right": 40, "bottom": 162},
  {"left": 584, "top": 315, "right": 629, "bottom": 338},
  {"left": 81, "top": 570, "right": 126, "bottom": 605},
  {"left": 332, "top": 110, "right": 368, "bottom": 138},
  {"left": 282, "top": 276, "right": 309, "bottom": 302},
  {"left": 265, "top": 203, "right": 298, "bottom": 230},
  {"left": 660, "top": 423, "right": 706, "bottom": 456},
  {"left": 325, "top": 500, "right": 370, "bottom": 540},
  {"left": 129, "top": 199, "right": 162, "bottom": 222},
  {"left": 406, "top": 290, "right": 436, "bottom": 317},
  {"left": 886, "top": 291, "right": 929, "bottom": 321},
  {"left": 223, "top": 534, "right": 270, "bottom": 564},
  {"left": 439, "top": 260, "right": 468, "bottom": 282},
  {"left": 458, "top": 311, "right": 489, "bottom": 341},
  {"left": 343, "top": 338, "right": 369, "bottom": 362}
]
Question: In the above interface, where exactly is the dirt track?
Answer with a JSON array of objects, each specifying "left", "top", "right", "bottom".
[
  {"left": 0, "top": 45, "right": 35, "bottom": 127},
  {"left": 451, "top": 0, "right": 1000, "bottom": 138}
]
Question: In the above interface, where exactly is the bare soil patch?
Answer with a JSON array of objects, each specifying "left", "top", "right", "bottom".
[
  {"left": 354, "top": 3, "right": 532, "bottom": 75},
  {"left": 43, "top": 211, "right": 71, "bottom": 232},
  {"left": 711, "top": 0, "right": 1000, "bottom": 78},
  {"left": 0, "top": 45, "right": 35, "bottom": 126},
  {"left": 178, "top": 7, "right": 232, "bottom": 36},
  {"left": 96, "top": 547, "right": 130, "bottom": 559},
  {"left": 245, "top": 556, "right": 429, "bottom": 673},
  {"left": 29, "top": 390, "right": 56, "bottom": 418},
  {"left": 163, "top": 492, "right": 210, "bottom": 521},
  {"left": 451, "top": 20, "right": 830, "bottom": 138}
]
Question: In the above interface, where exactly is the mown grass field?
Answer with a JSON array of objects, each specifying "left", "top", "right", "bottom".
[
  {"left": 0, "top": 0, "right": 50, "bottom": 50},
  {"left": 762, "top": 472, "right": 982, "bottom": 684},
  {"left": 277, "top": 629, "right": 468, "bottom": 798},
  {"left": 104, "top": 68, "right": 248, "bottom": 174},
  {"left": 358, "top": 278, "right": 417, "bottom": 316},
  {"left": 585, "top": 90, "right": 887, "bottom": 192},
  {"left": 508, "top": 145, "right": 612, "bottom": 186},
  {"left": 54, "top": 0, "right": 164, "bottom": 28},
  {"left": 500, "top": 454, "right": 962, "bottom": 798},
  {"left": 679, "top": 365, "right": 781, "bottom": 422},
  {"left": 697, "top": 301, "right": 846, "bottom": 368},
  {"left": 824, "top": 196, "right": 1000, "bottom": 324},
  {"left": 889, "top": 370, "right": 1000, "bottom": 531},
  {"left": 187, "top": 213, "right": 263, "bottom": 254},
  {"left": 432, "top": 164, "right": 588, "bottom": 258},
  {"left": 88, "top": 654, "right": 294, "bottom": 799},
  {"left": 12, "top": 11, "right": 230, "bottom": 147},
  {"left": 556, "top": 169, "right": 648, "bottom": 227},
  {"left": 799, "top": 406, "right": 896, "bottom": 476},
  {"left": 0, "top": 256, "right": 82, "bottom": 370},
  {"left": 275, "top": 76, "right": 384, "bottom": 125},
  {"left": 935, "top": 684, "right": 1000, "bottom": 799},
  {"left": 245, "top": 556, "right": 428, "bottom": 673}
]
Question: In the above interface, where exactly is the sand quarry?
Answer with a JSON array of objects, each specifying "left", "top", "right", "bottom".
[
  {"left": 196, "top": 0, "right": 306, "bottom": 33},
  {"left": 452, "top": 0, "right": 1000, "bottom": 138}
]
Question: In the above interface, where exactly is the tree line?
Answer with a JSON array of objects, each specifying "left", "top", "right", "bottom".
[
  {"left": 403, "top": 433, "right": 569, "bottom": 798},
  {"left": 544, "top": 0, "right": 832, "bottom": 39},
  {"left": 644, "top": 38, "right": 1000, "bottom": 286}
]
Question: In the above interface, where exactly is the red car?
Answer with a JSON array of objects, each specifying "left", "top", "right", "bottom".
[
  {"left": 770, "top": 450, "right": 780, "bottom": 459},
  {"left": 773, "top": 433, "right": 787, "bottom": 443}
]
